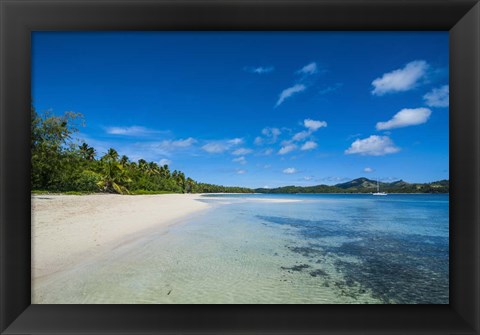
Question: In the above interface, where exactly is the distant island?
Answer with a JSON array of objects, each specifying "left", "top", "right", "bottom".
[{"left": 254, "top": 177, "right": 449, "bottom": 194}]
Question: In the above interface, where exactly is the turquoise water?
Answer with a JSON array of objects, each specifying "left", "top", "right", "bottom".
[{"left": 35, "top": 194, "right": 449, "bottom": 304}]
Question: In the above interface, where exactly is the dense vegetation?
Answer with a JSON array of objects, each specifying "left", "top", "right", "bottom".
[
  {"left": 31, "top": 108, "right": 252, "bottom": 194},
  {"left": 255, "top": 177, "right": 449, "bottom": 194}
]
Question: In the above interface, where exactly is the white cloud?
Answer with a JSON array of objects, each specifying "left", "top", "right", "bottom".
[
  {"left": 304, "top": 119, "right": 327, "bottom": 131},
  {"left": 292, "top": 130, "right": 311, "bottom": 142},
  {"left": 297, "top": 62, "right": 318, "bottom": 75},
  {"left": 345, "top": 135, "right": 400, "bottom": 156},
  {"left": 159, "top": 158, "right": 172, "bottom": 166},
  {"left": 245, "top": 66, "right": 274, "bottom": 74},
  {"left": 202, "top": 138, "right": 242, "bottom": 154},
  {"left": 290, "top": 119, "right": 327, "bottom": 143},
  {"left": 232, "top": 148, "right": 253, "bottom": 156},
  {"left": 257, "top": 127, "right": 281, "bottom": 144},
  {"left": 364, "top": 167, "right": 374, "bottom": 173},
  {"left": 376, "top": 108, "right": 432, "bottom": 130},
  {"left": 301, "top": 141, "right": 318, "bottom": 151},
  {"left": 105, "top": 126, "right": 164, "bottom": 136},
  {"left": 371, "top": 60, "right": 429, "bottom": 95},
  {"left": 236, "top": 169, "right": 247, "bottom": 175},
  {"left": 275, "top": 84, "right": 306, "bottom": 107},
  {"left": 228, "top": 138, "right": 244, "bottom": 145},
  {"left": 283, "top": 167, "right": 297, "bottom": 174},
  {"left": 423, "top": 85, "right": 449, "bottom": 107},
  {"left": 278, "top": 144, "right": 297, "bottom": 155},
  {"left": 160, "top": 137, "right": 197, "bottom": 148},
  {"left": 154, "top": 138, "right": 197, "bottom": 155},
  {"left": 263, "top": 148, "right": 274, "bottom": 155},
  {"left": 232, "top": 156, "right": 247, "bottom": 165},
  {"left": 201, "top": 143, "right": 227, "bottom": 153},
  {"left": 262, "top": 127, "right": 281, "bottom": 138}
]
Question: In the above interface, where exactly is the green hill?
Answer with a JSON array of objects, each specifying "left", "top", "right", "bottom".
[{"left": 255, "top": 178, "right": 449, "bottom": 194}]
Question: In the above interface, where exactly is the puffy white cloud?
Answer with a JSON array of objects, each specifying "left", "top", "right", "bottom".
[
  {"left": 256, "top": 127, "right": 281, "bottom": 146},
  {"left": 202, "top": 138, "right": 242, "bottom": 154},
  {"left": 262, "top": 127, "right": 281, "bottom": 137},
  {"left": 304, "top": 119, "right": 327, "bottom": 131},
  {"left": 283, "top": 167, "right": 297, "bottom": 174},
  {"left": 259, "top": 127, "right": 281, "bottom": 143},
  {"left": 364, "top": 167, "right": 374, "bottom": 173},
  {"left": 423, "top": 85, "right": 449, "bottom": 107},
  {"left": 153, "top": 138, "right": 197, "bottom": 155},
  {"left": 232, "top": 156, "right": 247, "bottom": 165},
  {"left": 376, "top": 108, "right": 432, "bottom": 130},
  {"left": 275, "top": 84, "right": 306, "bottom": 107},
  {"left": 290, "top": 119, "right": 326, "bottom": 143},
  {"left": 228, "top": 138, "right": 244, "bottom": 145},
  {"left": 232, "top": 148, "right": 253, "bottom": 156},
  {"left": 345, "top": 135, "right": 400, "bottom": 156},
  {"left": 301, "top": 141, "right": 318, "bottom": 151},
  {"left": 292, "top": 130, "right": 311, "bottom": 142},
  {"left": 236, "top": 169, "right": 247, "bottom": 175},
  {"left": 371, "top": 60, "right": 429, "bottom": 95},
  {"left": 278, "top": 144, "right": 297, "bottom": 155},
  {"left": 297, "top": 62, "right": 318, "bottom": 75},
  {"left": 162, "top": 137, "right": 197, "bottom": 148},
  {"left": 202, "top": 143, "right": 227, "bottom": 153}
]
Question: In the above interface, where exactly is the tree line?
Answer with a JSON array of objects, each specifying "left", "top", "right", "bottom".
[
  {"left": 31, "top": 108, "right": 253, "bottom": 194},
  {"left": 255, "top": 181, "right": 449, "bottom": 194}
]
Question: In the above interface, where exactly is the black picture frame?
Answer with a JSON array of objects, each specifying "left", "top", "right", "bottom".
[{"left": 1, "top": 0, "right": 479, "bottom": 334}]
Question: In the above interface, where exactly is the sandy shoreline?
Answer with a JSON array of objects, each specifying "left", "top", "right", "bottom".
[{"left": 31, "top": 194, "right": 210, "bottom": 284}]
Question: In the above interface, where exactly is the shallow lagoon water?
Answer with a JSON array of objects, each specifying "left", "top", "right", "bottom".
[{"left": 35, "top": 194, "right": 449, "bottom": 304}]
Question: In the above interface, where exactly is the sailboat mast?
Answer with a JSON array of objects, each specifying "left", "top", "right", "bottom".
[{"left": 377, "top": 179, "right": 379, "bottom": 192}]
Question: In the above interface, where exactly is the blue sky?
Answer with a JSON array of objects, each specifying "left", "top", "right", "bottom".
[{"left": 32, "top": 32, "right": 449, "bottom": 188}]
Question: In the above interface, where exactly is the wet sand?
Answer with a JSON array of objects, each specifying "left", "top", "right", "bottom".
[{"left": 31, "top": 194, "right": 210, "bottom": 286}]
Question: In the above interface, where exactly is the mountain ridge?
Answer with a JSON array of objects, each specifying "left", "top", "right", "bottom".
[{"left": 255, "top": 177, "right": 449, "bottom": 194}]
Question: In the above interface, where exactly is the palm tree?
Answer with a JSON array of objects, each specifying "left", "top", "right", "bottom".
[
  {"left": 160, "top": 164, "right": 170, "bottom": 178},
  {"left": 176, "top": 171, "right": 186, "bottom": 193},
  {"left": 106, "top": 148, "right": 119, "bottom": 161},
  {"left": 97, "top": 148, "right": 130, "bottom": 194},
  {"left": 79, "top": 142, "right": 96, "bottom": 161},
  {"left": 119, "top": 155, "right": 129, "bottom": 167},
  {"left": 138, "top": 159, "right": 148, "bottom": 173},
  {"left": 186, "top": 177, "right": 195, "bottom": 193},
  {"left": 147, "top": 162, "right": 160, "bottom": 176}
]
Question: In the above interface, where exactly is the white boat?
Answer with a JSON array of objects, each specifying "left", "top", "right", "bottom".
[{"left": 372, "top": 179, "right": 387, "bottom": 196}]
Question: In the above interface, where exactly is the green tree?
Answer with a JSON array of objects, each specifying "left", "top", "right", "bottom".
[
  {"left": 79, "top": 142, "right": 96, "bottom": 161},
  {"left": 31, "top": 108, "right": 84, "bottom": 191},
  {"left": 97, "top": 148, "right": 131, "bottom": 194}
]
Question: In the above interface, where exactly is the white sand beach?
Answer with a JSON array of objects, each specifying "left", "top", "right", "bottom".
[{"left": 31, "top": 194, "right": 210, "bottom": 284}]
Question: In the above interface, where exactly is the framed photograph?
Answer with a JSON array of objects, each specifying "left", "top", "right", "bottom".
[{"left": 1, "top": 0, "right": 479, "bottom": 334}]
